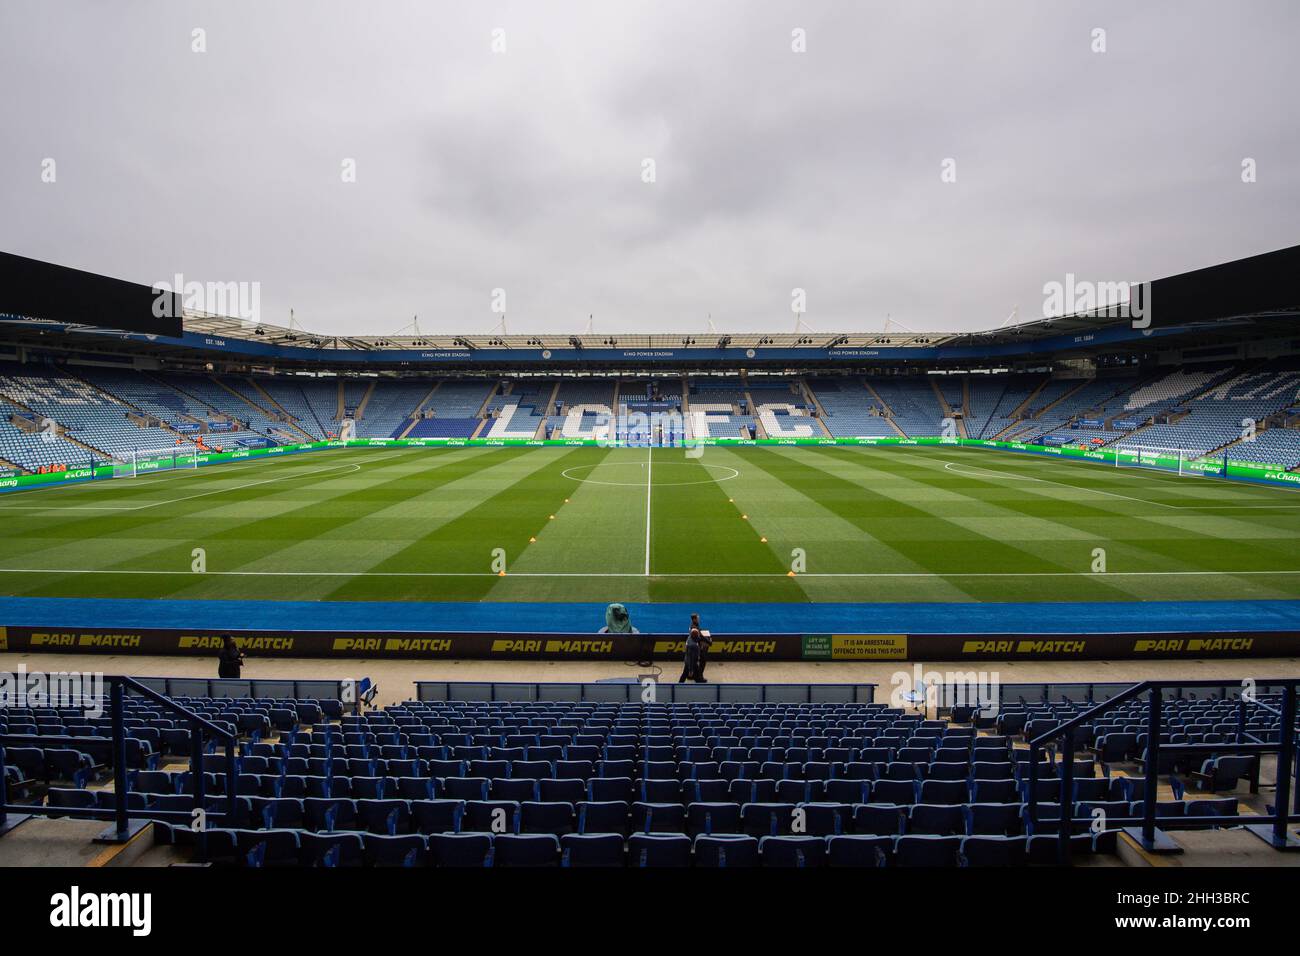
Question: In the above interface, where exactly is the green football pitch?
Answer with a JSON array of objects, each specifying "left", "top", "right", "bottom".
[{"left": 1, "top": 444, "right": 1298, "bottom": 605}]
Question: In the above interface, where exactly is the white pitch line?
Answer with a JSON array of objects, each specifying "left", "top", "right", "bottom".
[
  {"left": 0, "top": 504, "right": 143, "bottom": 511},
  {"left": 129, "top": 461, "right": 363, "bottom": 509},
  {"left": 0, "top": 450, "right": 382, "bottom": 510},
  {"left": 946, "top": 444, "right": 1300, "bottom": 498},
  {"left": 944, "top": 459, "right": 1300, "bottom": 508},
  {"left": 1, "top": 568, "right": 1298, "bottom": 579},
  {"left": 644, "top": 445, "right": 652, "bottom": 576},
  {"left": 939, "top": 460, "right": 1185, "bottom": 509},
  {"left": 0, "top": 461, "right": 363, "bottom": 512},
  {"left": 1157, "top": 503, "right": 1300, "bottom": 510}
]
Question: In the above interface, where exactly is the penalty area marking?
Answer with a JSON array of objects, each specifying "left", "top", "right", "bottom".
[
  {"left": 0, "top": 462, "right": 363, "bottom": 513},
  {"left": 562, "top": 460, "right": 739, "bottom": 487},
  {"left": 941, "top": 461, "right": 1041, "bottom": 482},
  {"left": 939, "top": 460, "right": 1300, "bottom": 510},
  {"left": 938, "top": 460, "right": 1184, "bottom": 509}
]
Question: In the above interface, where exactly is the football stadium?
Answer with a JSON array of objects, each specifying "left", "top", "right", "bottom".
[{"left": 2, "top": 0, "right": 1298, "bottom": 936}]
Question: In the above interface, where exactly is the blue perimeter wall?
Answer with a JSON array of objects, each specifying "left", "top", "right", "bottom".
[{"left": 1, "top": 596, "right": 1298, "bottom": 636}]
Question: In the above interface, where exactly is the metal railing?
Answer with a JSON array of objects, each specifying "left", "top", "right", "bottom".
[
  {"left": 1026, "top": 678, "right": 1300, "bottom": 862},
  {"left": 971, "top": 680, "right": 1299, "bottom": 707},
  {"left": 413, "top": 680, "right": 877, "bottom": 704},
  {"left": 1, "top": 675, "right": 239, "bottom": 843}
]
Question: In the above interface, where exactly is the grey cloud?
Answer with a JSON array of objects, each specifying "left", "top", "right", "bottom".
[{"left": 0, "top": 0, "right": 1296, "bottom": 337}]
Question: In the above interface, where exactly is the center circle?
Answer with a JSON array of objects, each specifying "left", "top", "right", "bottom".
[{"left": 561, "top": 461, "right": 740, "bottom": 487}]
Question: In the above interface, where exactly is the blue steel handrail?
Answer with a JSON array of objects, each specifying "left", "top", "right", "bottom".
[
  {"left": 1, "top": 675, "right": 240, "bottom": 843},
  {"left": 1025, "top": 678, "right": 1300, "bottom": 861},
  {"left": 984, "top": 680, "right": 1299, "bottom": 706}
]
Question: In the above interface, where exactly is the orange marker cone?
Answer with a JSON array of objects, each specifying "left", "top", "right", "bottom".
[
  {"left": 529, "top": 536, "right": 536, "bottom": 543},
  {"left": 760, "top": 537, "right": 767, "bottom": 543},
  {"left": 498, "top": 570, "right": 506, "bottom": 576},
  {"left": 787, "top": 570, "right": 796, "bottom": 577}
]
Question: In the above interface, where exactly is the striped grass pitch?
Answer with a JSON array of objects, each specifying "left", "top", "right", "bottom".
[{"left": 0, "top": 444, "right": 1298, "bottom": 605}]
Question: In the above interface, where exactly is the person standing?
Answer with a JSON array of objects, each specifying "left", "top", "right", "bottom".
[
  {"left": 678, "top": 626, "right": 702, "bottom": 683},
  {"left": 691, "top": 613, "right": 712, "bottom": 683},
  {"left": 217, "top": 635, "right": 245, "bottom": 679}
]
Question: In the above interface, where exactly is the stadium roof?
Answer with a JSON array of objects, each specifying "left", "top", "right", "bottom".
[{"left": 1, "top": 243, "right": 1297, "bottom": 371}]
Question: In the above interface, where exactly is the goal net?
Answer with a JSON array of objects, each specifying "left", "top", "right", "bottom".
[
  {"left": 1114, "top": 445, "right": 1226, "bottom": 477},
  {"left": 111, "top": 445, "right": 202, "bottom": 479}
]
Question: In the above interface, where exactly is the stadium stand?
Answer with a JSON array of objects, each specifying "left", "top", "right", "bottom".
[
  {"left": 1009, "top": 375, "right": 1142, "bottom": 445},
  {"left": 809, "top": 378, "right": 898, "bottom": 438},
  {"left": 160, "top": 375, "right": 289, "bottom": 446},
  {"left": 405, "top": 417, "right": 481, "bottom": 438},
  {"left": 341, "top": 379, "right": 371, "bottom": 417},
  {"left": 0, "top": 362, "right": 178, "bottom": 461},
  {"left": 965, "top": 375, "right": 1045, "bottom": 440},
  {"left": 84, "top": 369, "right": 289, "bottom": 453},
  {"left": 4, "top": 681, "right": 1291, "bottom": 868},
  {"left": 420, "top": 380, "right": 493, "bottom": 418},
  {"left": 555, "top": 379, "right": 617, "bottom": 410},
  {"left": 865, "top": 376, "right": 946, "bottom": 437},
  {"left": 0, "top": 395, "right": 97, "bottom": 471},
  {"left": 1231, "top": 428, "right": 1300, "bottom": 467},
  {"left": 254, "top": 377, "right": 338, "bottom": 440},
  {"left": 357, "top": 380, "right": 435, "bottom": 438},
  {"left": 0, "top": 364, "right": 1298, "bottom": 473},
  {"left": 687, "top": 380, "right": 753, "bottom": 439},
  {"left": 1116, "top": 362, "right": 1300, "bottom": 459}
]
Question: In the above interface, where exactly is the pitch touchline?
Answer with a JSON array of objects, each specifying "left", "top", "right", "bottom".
[
  {"left": 644, "top": 445, "right": 652, "bottom": 576},
  {"left": 1, "top": 569, "right": 1298, "bottom": 579}
]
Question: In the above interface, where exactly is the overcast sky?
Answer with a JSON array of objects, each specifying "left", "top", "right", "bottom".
[{"left": 1, "top": 1, "right": 1297, "bottom": 337}]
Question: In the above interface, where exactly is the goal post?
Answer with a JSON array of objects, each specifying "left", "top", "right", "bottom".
[
  {"left": 111, "top": 445, "right": 201, "bottom": 479},
  {"left": 1114, "top": 445, "right": 1227, "bottom": 477}
]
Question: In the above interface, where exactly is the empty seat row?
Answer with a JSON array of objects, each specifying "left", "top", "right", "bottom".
[{"left": 155, "top": 825, "right": 1119, "bottom": 867}]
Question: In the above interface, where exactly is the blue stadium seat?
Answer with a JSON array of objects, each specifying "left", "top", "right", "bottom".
[
  {"left": 560, "top": 833, "right": 625, "bottom": 867},
  {"left": 853, "top": 803, "right": 906, "bottom": 836},
  {"left": 364, "top": 834, "right": 428, "bottom": 867},
  {"left": 234, "top": 828, "right": 302, "bottom": 868},
  {"left": 741, "top": 802, "right": 795, "bottom": 836},
  {"left": 631, "top": 802, "right": 686, "bottom": 834},
  {"left": 358, "top": 798, "right": 412, "bottom": 835},
  {"left": 577, "top": 801, "right": 630, "bottom": 835},
  {"left": 299, "top": 831, "right": 365, "bottom": 867},
  {"left": 411, "top": 799, "right": 465, "bottom": 834},
  {"left": 759, "top": 835, "right": 826, "bottom": 868},
  {"left": 539, "top": 779, "right": 587, "bottom": 803},
  {"left": 520, "top": 801, "right": 576, "bottom": 835},
  {"left": 628, "top": 833, "right": 691, "bottom": 867},
  {"left": 894, "top": 834, "right": 961, "bottom": 867},
  {"left": 693, "top": 834, "right": 760, "bottom": 868},
  {"left": 959, "top": 835, "right": 1027, "bottom": 866},
  {"left": 799, "top": 802, "right": 853, "bottom": 836},
  {"left": 441, "top": 777, "right": 491, "bottom": 800},
  {"left": 494, "top": 833, "right": 561, "bottom": 867},
  {"left": 907, "top": 803, "right": 965, "bottom": 835},
  {"left": 686, "top": 802, "right": 743, "bottom": 836},
  {"left": 826, "top": 834, "right": 891, "bottom": 867},
  {"left": 430, "top": 833, "right": 493, "bottom": 867}
]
